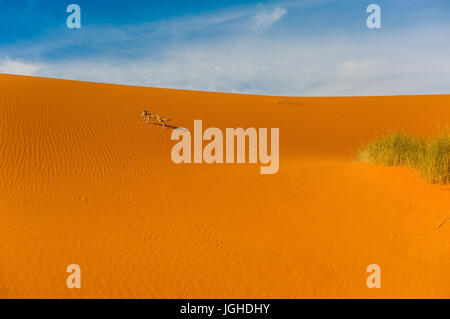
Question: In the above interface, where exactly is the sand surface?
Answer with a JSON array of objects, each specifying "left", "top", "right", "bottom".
[{"left": 1, "top": 74, "right": 450, "bottom": 298}]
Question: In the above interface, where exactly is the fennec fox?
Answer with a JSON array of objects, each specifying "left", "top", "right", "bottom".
[{"left": 141, "top": 109, "right": 170, "bottom": 127}]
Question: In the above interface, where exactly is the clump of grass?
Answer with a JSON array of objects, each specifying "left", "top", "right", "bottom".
[
  {"left": 359, "top": 131, "right": 450, "bottom": 184},
  {"left": 358, "top": 132, "right": 426, "bottom": 168},
  {"left": 421, "top": 133, "right": 450, "bottom": 184}
]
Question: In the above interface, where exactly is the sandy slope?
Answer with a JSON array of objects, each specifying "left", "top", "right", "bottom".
[{"left": 1, "top": 74, "right": 450, "bottom": 298}]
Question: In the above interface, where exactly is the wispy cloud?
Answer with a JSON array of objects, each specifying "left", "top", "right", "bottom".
[
  {"left": 0, "top": 3, "right": 289, "bottom": 61},
  {"left": 29, "top": 25, "right": 450, "bottom": 96},
  {"left": 1, "top": 0, "right": 450, "bottom": 96},
  {"left": 0, "top": 56, "right": 41, "bottom": 76},
  {"left": 250, "top": 7, "right": 287, "bottom": 35}
]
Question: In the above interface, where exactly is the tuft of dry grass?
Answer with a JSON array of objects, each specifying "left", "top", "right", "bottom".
[
  {"left": 358, "top": 132, "right": 426, "bottom": 168},
  {"left": 359, "top": 131, "right": 450, "bottom": 184},
  {"left": 421, "top": 133, "right": 450, "bottom": 184}
]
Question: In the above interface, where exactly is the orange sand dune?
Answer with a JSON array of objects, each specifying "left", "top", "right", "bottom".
[{"left": 1, "top": 74, "right": 450, "bottom": 298}]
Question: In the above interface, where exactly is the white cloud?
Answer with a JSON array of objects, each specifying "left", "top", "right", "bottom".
[
  {"left": 250, "top": 7, "right": 287, "bottom": 35},
  {"left": 26, "top": 25, "right": 450, "bottom": 97},
  {"left": 0, "top": 57, "right": 41, "bottom": 76},
  {"left": 338, "top": 60, "right": 378, "bottom": 76},
  {"left": 1, "top": 2, "right": 450, "bottom": 96}
]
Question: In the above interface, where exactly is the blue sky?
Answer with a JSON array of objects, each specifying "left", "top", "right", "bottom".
[{"left": 1, "top": 0, "right": 450, "bottom": 96}]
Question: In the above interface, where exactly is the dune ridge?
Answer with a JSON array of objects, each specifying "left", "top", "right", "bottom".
[{"left": 1, "top": 74, "right": 450, "bottom": 298}]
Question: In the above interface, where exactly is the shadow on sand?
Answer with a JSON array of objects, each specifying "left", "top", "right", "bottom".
[{"left": 147, "top": 122, "right": 188, "bottom": 131}]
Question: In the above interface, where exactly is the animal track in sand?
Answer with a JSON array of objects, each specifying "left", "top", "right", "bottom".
[{"left": 196, "top": 221, "right": 246, "bottom": 268}]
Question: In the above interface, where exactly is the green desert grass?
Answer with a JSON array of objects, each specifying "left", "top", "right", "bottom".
[{"left": 359, "top": 131, "right": 450, "bottom": 184}]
